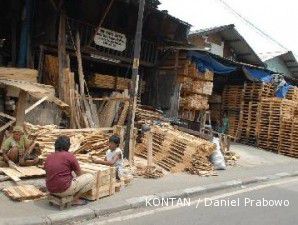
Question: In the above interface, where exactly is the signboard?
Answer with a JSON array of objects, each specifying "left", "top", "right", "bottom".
[{"left": 94, "top": 28, "right": 127, "bottom": 52}]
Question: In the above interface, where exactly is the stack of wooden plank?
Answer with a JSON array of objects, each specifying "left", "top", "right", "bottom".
[
  {"left": 80, "top": 162, "right": 116, "bottom": 201},
  {"left": 258, "top": 98, "right": 297, "bottom": 152},
  {"left": 180, "top": 94, "right": 209, "bottom": 111},
  {"left": 0, "top": 67, "right": 38, "bottom": 83},
  {"left": 135, "top": 125, "right": 215, "bottom": 174},
  {"left": 89, "top": 74, "right": 131, "bottom": 90}
]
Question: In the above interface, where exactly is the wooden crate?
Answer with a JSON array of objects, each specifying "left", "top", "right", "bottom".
[{"left": 80, "top": 163, "right": 116, "bottom": 201}]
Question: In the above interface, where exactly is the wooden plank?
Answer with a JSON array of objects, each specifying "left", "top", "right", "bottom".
[
  {"left": 0, "top": 168, "right": 22, "bottom": 182},
  {"left": 25, "top": 96, "right": 48, "bottom": 114},
  {"left": 147, "top": 132, "right": 153, "bottom": 167},
  {"left": 15, "top": 90, "right": 28, "bottom": 126}
]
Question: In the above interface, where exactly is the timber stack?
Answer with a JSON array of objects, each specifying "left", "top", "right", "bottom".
[{"left": 161, "top": 52, "right": 214, "bottom": 122}]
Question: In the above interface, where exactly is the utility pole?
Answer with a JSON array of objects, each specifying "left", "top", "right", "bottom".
[{"left": 124, "top": 0, "right": 146, "bottom": 163}]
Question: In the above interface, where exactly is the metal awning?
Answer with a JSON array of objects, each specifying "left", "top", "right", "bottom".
[{"left": 189, "top": 24, "right": 264, "bottom": 67}]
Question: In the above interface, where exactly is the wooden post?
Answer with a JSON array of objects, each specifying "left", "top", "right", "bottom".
[
  {"left": 75, "top": 31, "right": 85, "bottom": 95},
  {"left": 37, "top": 45, "right": 44, "bottom": 83},
  {"left": 15, "top": 90, "right": 28, "bottom": 126},
  {"left": 146, "top": 132, "right": 153, "bottom": 167},
  {"left": 125, "top": 0, "right": 146, "bottom": 163},
  {"left": 58, "top": 13, "right": 67, "bottom": 101}
]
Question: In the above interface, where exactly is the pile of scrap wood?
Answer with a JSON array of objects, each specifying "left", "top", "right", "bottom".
[
  {"left": 135, "top": 124, "right": 215, "bottom": 175},
  {"left": 224, "top": 151, "right": 240, "bottom": 166},
  {"left": 134, "top": 165, "right": 164, "bottom": 179},
  {"left": 185, "top": 154, "right": 216, "bottom": 176},
  {"left": 25, "top": 123, "right": 111, "bottom": 160}
]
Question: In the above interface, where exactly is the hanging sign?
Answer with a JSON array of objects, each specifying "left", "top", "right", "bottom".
[{"left": 94, "top": 28, "right": 127, "bottom": 52}]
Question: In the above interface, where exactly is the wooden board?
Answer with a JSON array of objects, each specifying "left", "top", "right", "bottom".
[
  {"left": 0, "top": 168, "right": 22, "bottom": 182},
  {"left": 3, "top": 185, "right": 46, "bottom": 201}
]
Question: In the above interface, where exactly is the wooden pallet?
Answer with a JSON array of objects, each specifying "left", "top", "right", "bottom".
[
  {"left": 135, "top": 125, "right": 215, "bottom": 173},
  {"left": 3, "top": 185, "right": 46, "bottom": 201}
]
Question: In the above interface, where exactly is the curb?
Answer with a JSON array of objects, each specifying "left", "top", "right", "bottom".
[{"left": 1, "top": 170, "right": 298, "bottom": 225}]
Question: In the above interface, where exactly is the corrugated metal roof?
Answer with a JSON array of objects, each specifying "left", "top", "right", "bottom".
[
  {"left": 189, "top": 24, "right": 264, "bottom": 67},
  {"left": 265, "top": 51, "right": 298, "bottom": 79},
  {"left": 279, "top": 51, "right": 298, "bottom": 78}
]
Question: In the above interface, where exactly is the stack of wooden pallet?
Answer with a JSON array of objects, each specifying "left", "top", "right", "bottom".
[
  {"left": 80, "top": 162, "right": 116, "bottom": 201},
  {"left": 238, "top": 101, "right": 260, "bottom": 144},
  {"left": 222, "top": 85, "right": 243, "bottom": 110},
  {"left": 286, "top": 86, "right": 298, "bottom": 102},
  {"left": 279, "top": 117, "right": 298, "bottom": 158},
  {"left": 227, "top": 111, "right": 240, "bottom": 138},
  {"left": 242, "top": 83, "right": 274, "bottom": 102},
  {"left": 258, "top": 98, "right": 296, "bottom": 152},
  {"left": 135, "top": 125, "right": 215, "bottom": 174}
]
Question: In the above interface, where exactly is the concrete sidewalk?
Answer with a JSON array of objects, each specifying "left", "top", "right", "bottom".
[{"left": 0, "top": 144, "right": 297, "bottom": 225}]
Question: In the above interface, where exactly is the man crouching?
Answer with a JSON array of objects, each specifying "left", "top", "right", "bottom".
[
  {"left": 45, "top": 136, "right": 95, "bottom": 206},
  {"left": 1, "top": 126, "right": 41, "bottom": 167}
]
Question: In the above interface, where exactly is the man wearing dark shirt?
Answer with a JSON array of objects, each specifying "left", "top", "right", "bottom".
[{"left": 45, "top": 136, "right": 94, "bottom": 205}]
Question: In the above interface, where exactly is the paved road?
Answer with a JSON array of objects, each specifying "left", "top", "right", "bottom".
[{"left": 83, "top": 177, "right": 298, "bottom": 225}]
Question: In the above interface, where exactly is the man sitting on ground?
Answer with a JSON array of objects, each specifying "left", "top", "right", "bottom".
[
  {"left": 44, "top": 136, "right": 94, "bottom": 206},
  {"left": 1, "top": 126, "right": 41, "bottom": 167},
  {"left": 92, "top": 135, "right": 123, "bottom": 180}
]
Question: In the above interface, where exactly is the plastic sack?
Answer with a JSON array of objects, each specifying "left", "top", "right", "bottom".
[{"left": 211, "top": 137, "right": 226, "bottom": 170}]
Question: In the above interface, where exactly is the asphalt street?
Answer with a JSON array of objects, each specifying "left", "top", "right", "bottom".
[{"left": 82, "top": 177, "right": 298, "bottom": 225}]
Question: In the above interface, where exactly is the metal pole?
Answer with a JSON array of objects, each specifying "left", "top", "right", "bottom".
[{"left": 124, "top": 0, "right": 146, "bottom": 162}]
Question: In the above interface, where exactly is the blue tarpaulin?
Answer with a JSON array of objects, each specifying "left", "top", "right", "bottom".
[
  {"left": 187, "top": 51, "right": 237, "bottom": 74},
  {"left": 243, "top": 67, "right": 273, "bottom": 83},
  {"left": 276, "top": 83, "right": 292, "bottom": 98}
]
